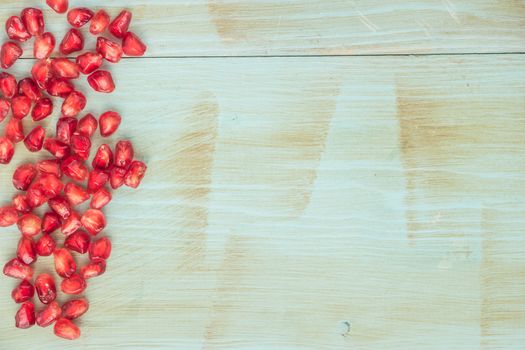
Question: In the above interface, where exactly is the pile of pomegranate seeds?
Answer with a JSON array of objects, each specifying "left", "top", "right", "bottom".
[{"left": 0, "top": 1, "right": 147, "bottom": 341}]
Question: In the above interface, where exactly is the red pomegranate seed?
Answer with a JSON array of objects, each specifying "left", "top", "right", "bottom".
[
  {"left": 61, "top": 211, "right": 81, "bottom": 236},
  {"left": 76, "top": 52, "right": 102, "bottom": 75},
  {"left": 96, "top": 37, "right": 123, "bottom": 63},
  {"left": 109, "top": 10, "right": 132, "bottom": 39},
  {"left": 38, "top": 173, "right": 65, "bottom": 198},
  {"left": 81, "top": 209, "right": 106, "bottom": 236},
  {"left": 48, "top": 196, "right": 72, "bottom": 219},
  {"left": 65, "top": 230, "right": 91, "bottom": 254},
  {"left": 15, "top": 302, "right": 36, "bottom": 329},
  {"left": 99, "top": 111, "right": 121, "bottom": 137},
  {"left": 17, "top": 237, "right": 37, "bottom": 265},
  {"left": 70, "top": 133, "right": 91, "bottom": 160},
  {"left": 36, "top": 301, "right": 62, "bottom": 327},
  {"left": 62, "top": 298, "right": 89, "bottom": 320},
  {"left": 92, "top": 144, "right": 113, "bottom": 170},
  {"left": 46, "top": 0, "right": 68, "bottom": 14},
  {"left": 51, "top": 58, "right": 80, "bottom": 79},
  {"left": 61, "top": 273, "right": 86, "bottom": 294},
  {"left": 11, "top": 95, "right": 32, "bottom": 119},
  {"left": 19, "top": 78, "right": 42, "bottom": 101},
  {"left": 80, "top": 258, "right": 106, "bottom": 279},
  {"left": 54, "top": 248, "right": 76, "bottom": 277},
  {"left": 12, "top": 280, "right": 34, "bottom": 303},
  {"left": 0, "top": 206, "right": 18, "bottom": 226},
  {"left": 5, "top": 118, "right": 24, "bottom": 143},
  {"left": 56, "top": 117, "right": 77, "bottom": 145},
  {"left": 60, "top": 28, "right": 84, "bottom": 55},
  {"left": 62, "top": 90, "right": 86, "bottom": 117},
  {"left": 32, "top": 97, "right": 53, "bottom": 121},
  {"left": 0, "top": 72, "right": 17, "bottom": 98},
  {"left": 13, "top": 194, "right": 31, "bottom": 213},
  {"left": 54, "top": 318, "right": 80, "bottom": 340},
  {"left": 18, "top": 213, "right": 42, "bottom": 237},
  {"left": 90, "top": 187, "right": 112, "bottom": 209},
  {"left": 6, "top": 16, "right": 31, "bottom": 42},
  {"left": 24, "top": 125, "right": 46, "bottom": 152},
  {"left": 89, "top": 236, "right": 111, "bottom": 260},
  {"left": 0, "top": 136, "right": 15, "bottom": 164},
  {"left": 21, "top": 8, "right": 44, "bottom": 36},
  {"left": 1, "top": 41, "right": 23, "bottom": 68},
  {"left": 67, "top": 8, "right": 94, "bottom": 28},
  {"left": 90, "top": 10, "right": 109, "bottom": 35},
  {"left": 46, "top": 77, "right": 74, "bottom": 98},
  {"left": 26, "top": 184, "right": 47, "bottom": 208},
  {"left": 87, "top": 169, "right": 109, "bottom": 193},
  {"left": 64, "top": 183, "right": 89, "bottom": 206},
  {"left": 114, "top": 140, "right": 134, "bottom": 168},
  {"left": 61, "top": 156, "right": 89, "bottom": 182},
  {"left": 31, "top": 59, "right": 51, "bottom": 89},
  {"left": 3, "top": 258, "right": 33, "bottom": 280},
  {"left": 42, "top": 212, "right": 62, "bottom": 234},
  {"left": 123, "top": 32, "right": 147, "bottom": 57},
  {"left": 125, "top": 161, "right": 148, "bottom": 188},
  {"left": 13, "top": 163, "right": 37, "bottom": 191},
  {"left": 77, "top": 113, "right": 98, "bottom": 137},
  {"left": 88, "top": 70, "right": 115, "bottom": 93},
  {"left": 37, "top": 159, "right": 62, "bottom": 177},
  {"left": 34, "top": 32, "right": 55, "bottom": 59},
  {"left": 44, "top": 138, "right": 70, "bottom": 159},
  {"left": 0, "top": 97, "right": 10, "bottom": 122},
  {"left": 109, "top": 166, "right": 126, "bottom": 189},
  {"left": 36, "top": 234, "right": 56, "bottom": 256},
  {"left": 35, "top": 273, "right": 57, "bottom": 304}
]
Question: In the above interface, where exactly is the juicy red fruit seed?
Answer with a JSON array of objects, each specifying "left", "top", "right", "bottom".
[
  {"left": 76, "top": 52, "right": 102, "bottom": 75},
  {"left": 115, "top": 140, "right": 134, "bottom": 168},
  {"left": 93, "top": 144, "right": 113, "bottom": 169},
  {"left": 0, "top": 72, "right": 17, "bottom": 97},
  {"left": 34, "top": 32, "right": 55, "bottom": 59},
  {"left": 16, "top": 302, "right": 35, "bottom": 329},
  {"left": 36, "top": 234, "right": 56, "bottom": 256},
  {"left": 97, "top": 37, "right": 123, "bottom": 63},
  {"left": 24, "top": 125, "right": 46, "bottom": 152},
  {"left": 62, "top": 299, "right": 89, "bottom": 320},
  {"left": 88, "top": 70, "right": 115, "bottom": 93},
  {"left": 87, "top": 169, "right": 109, "bottom": 193},
  {"left": 17, "top": 237, "right": 37, "bottom": 265},
  {"left": 89, "top": 237, "right": 112, "bottom": 260},
  {"left": 46, "top": 77, "right": 74, "bottom": 98},
  {"left": 5, "top": 118, "right": 25, "bottom": 143},
  {"left": 60, "top": 28, "right": 84, "bottom": 55},
  {"left": 67, "top": 8, "right": 94, "bottom": 28},
  {"left": 61, "top": 211, "right": 82, "bottom": 236},
  {"left": 110, "top": 166, "right": 127, "bottom": 189},
  {"left": 54, "top": 318, "right": 80, "bottom": 340},
  {"left": 77, "top": 113, "right": 98, "bottom": 137},
  {"left": 36, "top": 301, "right": 62, "bottom": 327},
  {"left": 99, "top": 111, "right": 121, "bottom": 137},
  {"left": 61, "top": 156, "right": 89, "bottom": 182},
  {"left": 80, "top": 259, "right": 106, "bottom": 279},
  {"left": 19, "top": 78, "right": 42, "bottom": 101},
  {"left": 90, "top": 10, "right": 109, "bottom": 35},
  {"left": 6, "top": 16, "right": 31, "bottom": 42},
  {"left": 21, "top": 8, "right": 44, "bottom": 36},
  {"left": 1, "top": 41, "right": 23, "bottom": 69},
  {"left": 62, "top": 91, "right": 86, "bottom": 117},
  {"left": 54, "top": 248, "right": 76, "bottom": 278},
  {"left": 18, "top": 213, "right": 42, "bottom": 237},
  {"left": 61, "top": 273, "right": 87, "bottom": 294},
  {"left": 13, "top": 194, "right": 31, "bottom": 213},
  {"left": 81, "top": 209, "right": 106, "bottom": 236},
  {"left": 125, "top": 162, "right": 147, "bottom": 189},
  {"left": 47, "top": 0, "right": 69, "bottom": 14},
  {"left": 0, "top": 137, "right": 15, "bottom": 164},
  {"left": 35, "top": 273, "right": 57, "bottom": 304},
  {"left": 109, "top": 10, "right": 132, "bottom": 38},
  {"left": 12, "top": 280, "right": 34, "bottom": 303},
  {"left": 44, "top": 138, "right": 70, "bottom": 159},
  {"left": 56, "top": 117, "right": 78, "bottom": 145},
  {"left": 91, "top": 187, "right": 112, "bottom": 209},
  {"left": 13, "top": 163, "right": 37, "bottom": 191},
  {"left": 0, "top": 206, "right": 18, "bottom": 227},
  {"left": 37, "top": 173, "right": 65, "bottom": 198},
  {"left": 3, "top": 258, "right": 33, "bottom": 280},
  {"left": 37, "top": 159, "right": 62, "bottom": 177},
  {"left": 123, "top": 32, "right": 147, "bottom": 57},
  {"left": 0, "top": 98, "right": 10, "bottom": 122},
  {"left": 48, "top": 196, "right": 72, "bottom": 219},
  {"left": 11, "top": 95, "right": 31, "bottom": 119},
  {"left": 32, "top": 98, "right": 53, "bottom": 121},
  {"left": 70, "top": 133, "right": 91, "bottom": 160},
  {"left": 65, "top": 183, "right": 90, "bottom": 205},
  {"left": 51, "top": 58, "right": 80, "bottom": 79},
  {"left": 32, "top": 59, "right": 51, "bottom": 89},
  {"left": 65, "top": 230, "right": 91, "bottom": 254}
]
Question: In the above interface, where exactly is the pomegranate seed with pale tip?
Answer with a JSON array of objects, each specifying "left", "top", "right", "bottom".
[
  {"left": 15, "top": 302, "right": 35, "bottom": 329},
  {"left": 81, "top": 209, "right": 106, "bottom": 236},
  {"left": 0, "top": 98, "right": 10, "bottom": 122},
  {"left": 54, "top": 248, "right": 76, "bottom": 278},
  {"left": 12, "top": 163, "right": 37, "bottom": 191},
  {"left": 3, "top": 258, "right": 33, "bottom": 280},
  {"left": 77, "top": 113, "right": 98, "bottom": 137},
  {"left": 35, "top": 273, "right": 57, "bottom": 304},
  {"left": 99, "top": 111, "right": 121, "bottom": 137},
  {"left": 26, "top": 184, "right": 47, "bottom": 208},
  {"left": 37, "top": 173, "right": 65, "bottom": 198},
  {"left": 37, "top": 159, "right": 62, "bottom": 177},
  {"left": 115, "top": 140, "right": 134, "bottom": 168},
  {"left": 32, "top": 98, "right": 53, "bottom": 121},
  {"left": 59, "top": 28, "right": 84, "bottom": 55},
  {"left": 110, "top": 166, "right": 127, "bottom": 189},
  {"left": 123, "top": 32, "right": 147, "bottom": 56},
  {"left": 92, "top": 144, "right": 113, "bottom": 170},
  {"left": 12, "top": 194, "right": 31, "bottom": 213},
  {"left": 90, "top": 10, "right": 109, "bottom": 35},
  {"left": 19, "top": 78, "right": 42, "bottom": 101},
  {"left": 36, "top": 301, "right": 62, "bottom": 327},
  {"left": 80, "top": 258, "right": 106, "bottom": 279},
  {"left": 61, "top": 211, "right": 81, "bottom": 236},
  {"left": 0, "top": 136, "right": 15, "bottom": 164},
  {"left": 34, "top": 32, "right": 55, "bottom": 59},
  {"left": 0, "top": 206, "right": 18, "bottom": 226},
  {"left": 89, "top": 236, "right": 111, "bottom": 260},
  {"left": 70, "top": 133, "right": 91, "bottom": 160},
  {"left": 67, "top": 8, "right": 94, "bottom": 28},
  {"left": 61, "top": 156, "right": 89, "bottom": 182},
  {"left": 97, "top": 37, "right": 123, "bottom": 63},
  {"left": 51, "top": 58, "right": 80, "bottom": 79},
  {"left": 5, "top": 118, "right": 24, "bottom": 143},
  {"left": 21, "top": 8, "right": 44, "bottom": 36},
  {"left": 48, "top": 196, "right": 72, "bottom": 219},
  {"left": 36, "top": 234, "right": 56, "bottom": 256},
  {"left": 65, "top": 230, "right": 90, "bottom": 254},
  {"left": 62, "top": 90, "right": 86, "bottom": 117},
  {"left": 31, "top": 59, "right": 50, "bottom": 89},
  {"left": 46, "top": 0, "right": 68, "bottom": 14},
  {"left": 56, "top": 117, "right": 78, "bottom": 145},
  {"left": 46, "top": 77, "right": 74, "bottom": 98},
  {"left": 88, "top": 70, "right": 115, "bottom": 93},
  {"left": 42, "top": 212, "right": 62, "bottom": 234},
  {"left": 11, "top": 95, "right": 32, "bottom": 119},
  {"left": 87, "top": 169, "right": 109, "bottom": 193},
  {"left": 44, "top": 138, "right": 70, "bottom": 159},
  {"left": 12, "top": 280, "right": 34, "bottom": 303},
  {"left": 6, "top": 16, "right": 31, "bottom": 42},
  {"left": 65, "top": 183, "right": 90, "bottom": 206},
  {"left": 54, "top": 318, "right": 80, "bottom": 340},
  {"left": 1, "top": 41, "right": 23, "bottom": 68},
  {"left": 76, "top": 52, "right": 102, "bottom": 74},
  {"left": 62, "top": 298, "right": 89, "bottom": 319},
  {"left": 90, "top": 187, "right": 112, "bottom": 209},
  {"left": 18, "top": 213, "right": 42, "bottom": 237},
  {"left": 0, "top": 71, "right": 17, "bottom": 97},
  {"left": 125, "top": 161, "right": 147, "bottom": 188},
  {"left": 61, "top": 273, "right": 86, "bottom": 294},
  {"left": 17, "top": 237, "right": 37, "bottom": 265},
  {"left": 109, "top": 10, "right": 132, "bottom": 38},
  {"left": 24, "top": 125, "right": 46, "bottom": 152}
]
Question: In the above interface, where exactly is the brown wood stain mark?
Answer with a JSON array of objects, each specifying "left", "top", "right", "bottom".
[{"left": 174, "top": 92, "right": 219, "bottom": 272}]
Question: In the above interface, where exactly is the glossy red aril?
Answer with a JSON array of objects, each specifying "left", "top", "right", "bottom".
[
  {"left": 123, "top": 32, "right": 147, "bottom": 56},
  {"left": 5, "top": 118, "right": 24, "bottom": 143},
  {"left": 80, "top": 259, "right": 106, "bottom": 279},
  {"left": 26, "top": 184, "right": 47, "bottom": 208},
  {"left": 97, "top": 37, "right": 123, "bottom": 63},
  {"left": 88, "top": 70, "right": 115, "bottom": 93},
  {"left": 89, "top": 236, "right": 111, "bottom": 260},
  {"left": 34, "top": 32, "right": 55, "bottom": 59},
  {"left": 109, "top": 10, "right": 132, "bottom": 38},
  {"left": 65, "top": 230, "right": 90, "bottom": 254},
  {"left": 65, "top": 183, "right": 90, "bottom": 206},
  {"left": 91, "top": 188, "right": 112, "bottom": 209},
  {"left": 35, "top": 273, "right": 57, "bottom": 304},
  {"left": 12, "top": 280, "right": 34, "bottom": 303},
  {"left": 110, "top": 166, "right": 126, "bottom": 189},
  {"left": 54, "top": 248, "right": 76, "bottom": 278},
  {"left": 36, "top": 301, "right": 62, "bottom": 327},
  {"left": 70, "top": 133, "right": 91, "bottom": 160},
  {"left": 87, "top": 169, "right": 109, "bottom": 193},
  {"left": 32, "top": 98, "right": 53, "bottom": 121},
  {"left": 15, "top": 302, "right": 35, "bottom": 329},
  {"left": 56, "top": 117, "right": 77, "bottom": 145},
  {"left": 21, "top": 8, "right": 44, "bottom": 36},
  {"left": 32, "top": 59, "right": 50, "bottom": 89},
  {"left": 62, "top": 299, "right": 89, "bottom": 320},
  {"left": 0, "top": 98, "right": 10, "bottom": 122},
  {"left": 24, "top": 126, "right": 46, "bottom": 152},
  {"left": 42, "top": 212, "right": 61, "bottom": 234},
  {"left": 19, "top": 78, "right": 42, "bottom": 101},
  {"left": 47, "top": 0, "right": 68, "bottom": 14},
  {"left": 37, "top": 159, "right": 62, "bottom": 177},
  {"left": 18, "top": 213, "right": 42, "bottom": 237},
  {"left": 90, "top": 10, "right": 109, "bottom": 35},
  {"left": 81, "top": 209, "right": 106, "bottom": 236},
  {"left": 11, "top": 95, "right": 31, "bottom": 119},
  {"left": 76, "top": 52, "right": 102, "bottom": 74},
  {"left": 46, "top": 77, "right": 73, "bottom": 98},
  {"left": 36, "top": 234, "right": 56, "bottom": 256},
  {"left": 0, "top": 72, "right": 17, "bottom": 97},
  {"left": 48, "top": 196, "right": 71, "bottom": 219},
  {"left": 1, "top": 41, "right": 23, "bottom": 68},
  {"left": 125, "top": 161, "right": 147, "bottom": 188},
  {"left": 61, "top": 211, "right": 81, "bottom": 236},
  {"left": 44, "top": 138, "right": 70, "bottom": 159},
  {"left": 51, "top": 58, "right": 80, "bottom": 79},
  {"left": 38, "top": 173, "right": 65, "bottom": 198},
  {"left": 61, "top": 273, "right": 86, "bottom": 294},
  {"left": 6, "top": 16, "right": 31, "bottom": 42},
  {"left": 99, "top": 111, "right": 121, "bottom": 137},
  {"left": 92, "top": 144, "right": 113, "bottom": 170},
  {"left": 62, "top": 90, "right": 86, "bottom": 117},
  {"left": 60, "top": 28, "right": 84, "bottom": 55},
  {"left": 17, "top": 237, "right": 37, "bottom": 265},
  {"left": 67, "top": 8, "right": 94, "bottom": 28},
  {"left": 115, "top": 140, "right": 134, "bottom": 168},
  {"left": 13, "top": 163, "right": 37, "bottom": 191},
  {"left": 0, "top": 136, "right": 15, "bottom": 164},
  {"left": 54, "top": 318, "right": 80, "bottom": 340},
  {"left": 0, "top": 206, "right": 18, "bottom": 226},
  {"left": 12, "top": 194, "right": 30, "bottom": 213},
  {"left": 61, "top": 156, "right": 89, "bottom": 182},
  {"left": 3, "top": 258, "right": 33, "bottom": 280},
  {"left": 77, "top": 113, "right": 97, "bottom": 137}
]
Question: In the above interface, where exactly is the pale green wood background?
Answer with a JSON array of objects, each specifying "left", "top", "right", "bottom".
[{"left": 0, "top": 1, "right": 524, "bottom": 349}]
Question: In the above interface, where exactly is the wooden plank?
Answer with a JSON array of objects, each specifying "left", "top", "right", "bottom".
[{"left": 1, "top": 0, "right": 525, "bottom": 56}]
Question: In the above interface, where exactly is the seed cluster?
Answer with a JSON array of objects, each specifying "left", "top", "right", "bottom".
[{"left": 0, "top": 0, "right": 147, "bottom": 340}]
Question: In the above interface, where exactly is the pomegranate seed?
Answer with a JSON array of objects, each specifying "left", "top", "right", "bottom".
[
  {"left": 65, "top": 230, "right": 90, "bottom": 254},
  {"left": 114, "top": 140, "right": 134, "bottom": 168},
  {"left": 51, "top": 58, "right": 80, "bottom": 79},
  {"left": 13, "top": 194, "right": 31, "bottom": 213},
  {"left": 18, "top": 213, "right": 42, "bottom": 237},
  {"left": 77, "top": 113, "right": 98, "bottom": 137},
  {"left": 1, "top": 41, "right": 23, "bottom": 68},
  {"left": 46, "top": 77, "right": 74, "bottom": 98},
  {"left": 61, "top": 156, "right": 89, "bottom": 182},
  {"left": 24, "top": 125, "right": 46, "bottom": 152},
  {"left": 80, "top": 258, "right": 106, "bottom": 279},
  {"left": 46, "top": 0, "right": 68, "bottom": 14},
  {"left": 109, "top": 166, "right": 127, "bottom": 189},
  {"left": 32, "top": 97, "right": 53, "bottom": 121},
  {"left": 17, "top": 237, "right": 37, "bottom": 265},
  {"left": 109, "top": 10, "right": 132, "bottom": 39},
  {"left": 92, "top": 144, "right": 113, "bottom": 170},
  {"left": 37, "top": 159, "right": 62, "bottom": 177},
  {"left": 26, "top": 184, "right": 47, "bottom": 208},
  {"left": 56, "top": 117, "right": 77, "bottom": 145},
  {"left": 54, "top": 318, "right": 80, "bottom": 340},
  {"left": 44, "top": 138, "right": 70, "bottom": 159},
  {"left": 125, "top": 162, "right": 147, "bottom": 188},
  {"left": 87, "top": 169, "right": 109, "bottom": 193},
  {"left": 64, "top": 183, "right": 90, "bottom": 206},
  {"left": 0, "top": 136, "right": 15, "bottom": 164},
  {"left": 11, "top": 95, "right": 32, "bottom": 119},
  {"left": 70, "top": 133, "right": 91, "bottom": 160},
  {"left": 0, "top": 72, "right": 17, "bottom": 98},
  {"left": 12, "top": 280, "right": 34, "bottom": 303},
  {"left": 60, "top": 28, "right": 84, "bottom": 55},
  {"left": 36, "top": 234, "right": 56, "bottom": 256},
  {"left": 0, "top": 97, "right": 10, "bottom": 122},
  {"left": 99, "top": 111, "right": 121, "bottom": 137},
  {"left": 36, "top": 301, "right": 62, "bottom": 327},
  {"left": 81, "top": 209, "right": 106, "bottom": 236},
  {"left": 42, "top": 212, "right": 62, "bottom": 234},
  {"left": 21, "top": 8, "right": 44, "bottom": 36},
  {"left": 123, "top": 32, "right": 147, "bottom": 57},
  {"left": 48, "top": 196, "right": 72, "bottom": 219},
  {"left": 76, "top": 52, "right": 102, "bottom": 75},
  {"left": 62, "top": 298, "right": 89, "bottom": 320},
  {"left": 90, "top": 187, "right": 112, "bottom": 209},
  {"left": 3, "top": 258, "right": 33, "bottom": 280},
  {"left": 61, "top": 211, "right": 81, "bottom": 236},
  {"left": 67, "top": 8, "right": 94, "bottom": 28},
  {"left": 6, "top": 16, "right": 31, "bottom": 42},
  {"left": 89, "top": 236, "right": 111, "bottom": 260},
  {"left": 15, "top": 302, "right": 36, "bottom": 329},
  {"left": 90, "top": 10, "right": 110, "bottom": 35},
  {"left": 38, "top": 173, "right": 65, "bottom": 198},
  {"left": 88, "top": 70, "right": 115, "bottom": 93},
  {"left": 12, "top": 163, "right": 37, "bottom": 191},
  {"left": 19, "top": 78, "right": 42, "bottom": 101},
  {"left": 62, "top": 90, "right": 86, "bottom": 117},
  {"left": 0, "top": 206, "right": 18, "bottom": 226},
  {"left": 61, "top": 273, "right": 86, "bottom": 294},
  {"left": 96, "top": 37, "right": 123, "bottom": 63},
  {"left": 35, "top": 273, "right": 57, "bottom": 304},
  {"left": 34, "top": 32, "right": 55, "bottom": 59},
  {"left": 32, "top": 59, "right": 51, "bottom": 89},
  {"left": 54, "top": 248, "right": 76, "bottom": 277},
  {"left": 5, "top": 118, "right": 24, "bottom": 143}
]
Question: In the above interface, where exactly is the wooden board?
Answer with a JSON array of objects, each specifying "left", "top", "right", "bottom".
[{"left": 1, "top": 55, "right": 524, "bottom": 349}]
